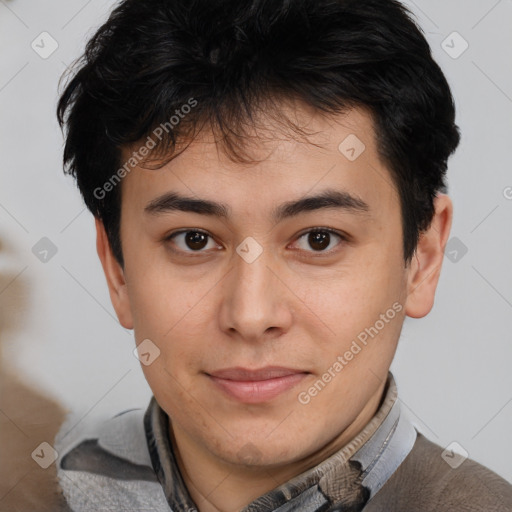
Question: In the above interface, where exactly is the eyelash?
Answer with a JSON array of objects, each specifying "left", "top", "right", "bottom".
[{"left": 163, "top": 227, "right": 348, "bottom": 257}]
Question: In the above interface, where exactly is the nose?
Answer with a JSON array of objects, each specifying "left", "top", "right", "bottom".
[{"left": 218, "top": 243, "right": 293, "bottom": 343}]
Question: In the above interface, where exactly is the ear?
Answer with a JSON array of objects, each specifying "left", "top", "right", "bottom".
[
  {"left": 404, "top": 193, "right": 453, "bottom": 318},
  {"left": 95, "top": 217, "right": 134, "bottom": 329}
]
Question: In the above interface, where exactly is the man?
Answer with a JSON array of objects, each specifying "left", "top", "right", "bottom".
[{"left": 53, "top": 0, "right": 512, "bottom": 510}]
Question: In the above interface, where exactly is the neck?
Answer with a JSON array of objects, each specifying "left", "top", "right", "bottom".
[{"left": 171, "top": 381, "right": 386, "bottom": 512}]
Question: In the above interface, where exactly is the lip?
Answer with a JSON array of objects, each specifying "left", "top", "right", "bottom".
[{"left": 206, "top": 366, "right": 309, "bottom": 403}]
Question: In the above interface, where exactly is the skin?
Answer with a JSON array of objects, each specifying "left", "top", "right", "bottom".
[{"left": 96, "top": 103, "right": 453, "bottom": 512}]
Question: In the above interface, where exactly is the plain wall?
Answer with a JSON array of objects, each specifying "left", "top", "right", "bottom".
[{"left": 1, "top": 0, "right": 511, "bottom": 485}]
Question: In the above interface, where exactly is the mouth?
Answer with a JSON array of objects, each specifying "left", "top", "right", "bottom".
[{"left": 205, "top": 366, "right": 310, "bottom": 404}]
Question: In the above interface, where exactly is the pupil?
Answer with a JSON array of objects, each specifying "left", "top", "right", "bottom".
[
  {"left": 309, "top": 231, "right": 329, "bottom": 251},
  {"left": 186, "top": 232, "right": 208, "bottom": 250}
]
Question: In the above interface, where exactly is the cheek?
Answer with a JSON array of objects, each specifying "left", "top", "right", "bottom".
[
  {"left": 127, "top": 262, "right": 199, "bottom": 335},
  {"left": 141, "top": 361, "right": 205, "bottom": 435},
  {"left": 303, "top": 264, "right": 401, "bottom": 331},
  {"left": 127, "top": 270, "right": 216, "bottom": 381},
  {"left": 298, "top": 262, "right": 406, "bottom": 378}
]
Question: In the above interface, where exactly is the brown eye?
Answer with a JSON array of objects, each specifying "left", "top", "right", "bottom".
[
  {"left": 294, "top": 229, "right": 345, "bottom": 254},
  {"left": 184, "top": 231, "right": 209, "bottom": 250},
  {"left": 308, "top": 231, "right": 331, "bottom": 251},
  {"left": 167, "top": 230, "right": 218, "bottom": 253}
]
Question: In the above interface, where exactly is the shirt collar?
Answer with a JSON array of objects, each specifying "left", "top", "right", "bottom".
[{"left": 144, "top": 372, "right": 416, "bottom": 511}]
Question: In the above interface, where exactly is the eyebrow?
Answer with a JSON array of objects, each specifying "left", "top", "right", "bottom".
[{"left": 144, "top": 188, "right": 370, "bottom": 222}]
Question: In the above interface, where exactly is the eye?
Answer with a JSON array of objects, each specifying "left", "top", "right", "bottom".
[
  {"left": 165, "top": 230, "right": 220, "bottom": 253},
  {"left": 164, "top": 227, "right": 347, "bottom": 257},
  {"left": 292, "top": 228, "right": 346, "bottom": 254}
]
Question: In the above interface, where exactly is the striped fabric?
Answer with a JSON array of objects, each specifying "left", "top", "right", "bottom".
[{"left": 54, "top": 372, "right": 416, "bottom": 511}]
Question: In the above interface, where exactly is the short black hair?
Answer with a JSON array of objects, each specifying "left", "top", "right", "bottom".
[{"left": 57, "top": 0, "right": 460, "bottom": 267}]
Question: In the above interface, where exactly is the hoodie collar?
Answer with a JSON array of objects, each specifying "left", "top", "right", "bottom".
[{"left": 144, "top": 372, "right": 416, "bottom": 511}]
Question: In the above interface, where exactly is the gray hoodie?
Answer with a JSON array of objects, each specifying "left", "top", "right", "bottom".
[{"left": 53, "top": 373, "right": 512, "bottom": 511}]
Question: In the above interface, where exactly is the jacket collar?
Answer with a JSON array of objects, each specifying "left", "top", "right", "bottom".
[{"left": 144, "top": 372, "right": 416, "bottom": 511}]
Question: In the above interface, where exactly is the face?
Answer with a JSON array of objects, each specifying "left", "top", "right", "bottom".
[{"left": 98, "top": 103, "right": 449, "bottom": 470}]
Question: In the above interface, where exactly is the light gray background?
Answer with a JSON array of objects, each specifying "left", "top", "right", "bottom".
[{"left": 1, "top": 0, "right": 511, "bottom": 484}]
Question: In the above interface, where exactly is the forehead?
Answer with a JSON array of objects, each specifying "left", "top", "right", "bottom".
[{"left": 119, "top": 105, "right": 399, "bottom": 221}]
